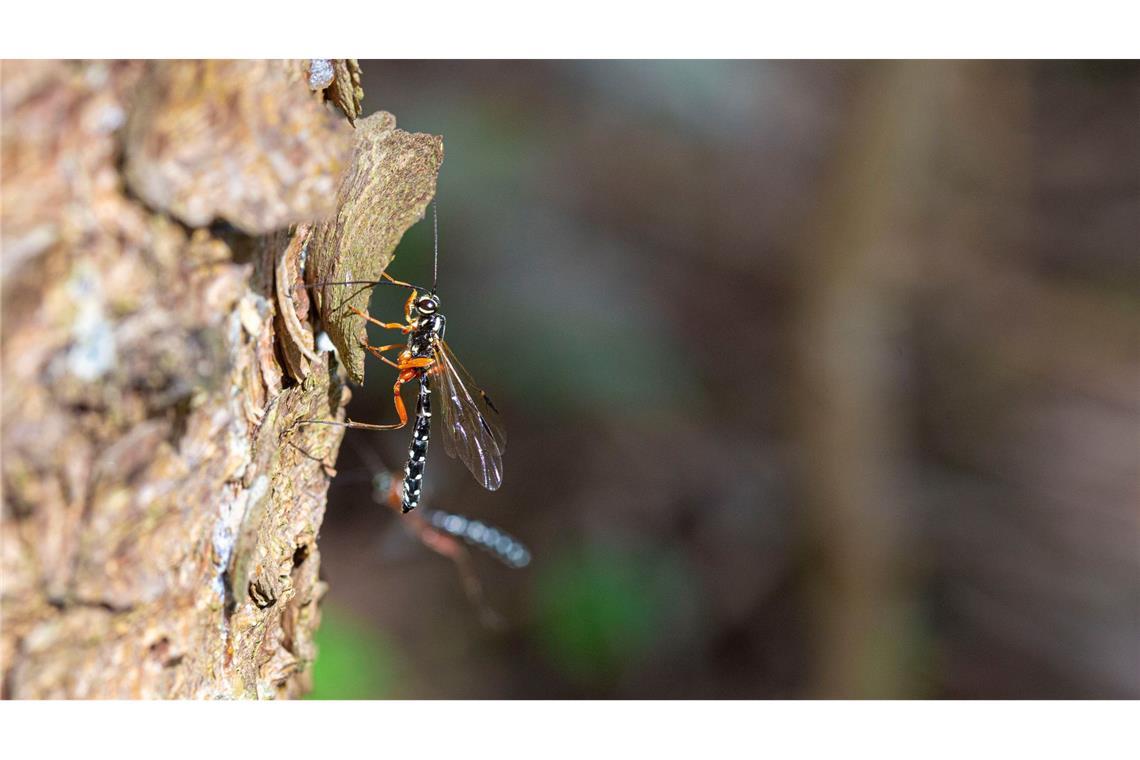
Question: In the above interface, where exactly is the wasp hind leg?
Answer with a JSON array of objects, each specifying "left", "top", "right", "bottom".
[
  {"left": 290, "top": 356, "right": 434, "bottom": 435},
  {"left": 364, "top": 343, "right": 406, "bottom": 370},
  {"left": 295, "top": 370, "right": 415, "bottom": 434}
]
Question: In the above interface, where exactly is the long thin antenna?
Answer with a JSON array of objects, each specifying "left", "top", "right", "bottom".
[
  {"left": 431, "top": 199, "right": 439, "bottom": 294},
  {"left": 295, "top": 278, "right": 422, "bottom": 293}
]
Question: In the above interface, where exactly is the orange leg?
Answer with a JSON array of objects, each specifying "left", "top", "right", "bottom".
[
  {"left": 323, "top": 357, "right": 432, "bottom": 429},
  {"left": 293, "top": 357, "right": 434, "bottom": 434},
  {"left": 364, "top": 343, "right": 407, "bottom": 369},
  {"left": 350, "top": 306, "right": 411, "bottom": 333},
  {"left": 382, "top": 272, "right": 417, "bottom": 290},
  {"left": 383, "top": 369, "right": 418, "bottom": 430},
  {"left": 363, "top": 344, "right": 434, "bottom": 374},
  {"left": 398, "top": 356, "right": 434, "bottom": 371},
  {"left": 302, "top": 369, "right": 416, "bottom": 433},
  {"left": 378, "top": 273, "right": 421, "bottom": 322}
]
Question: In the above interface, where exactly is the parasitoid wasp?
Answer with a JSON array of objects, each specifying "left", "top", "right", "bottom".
[{"left": 301, "top": 202, "right": 506, "bottom": 513}]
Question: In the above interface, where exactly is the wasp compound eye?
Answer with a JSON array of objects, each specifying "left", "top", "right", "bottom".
[{"left": 416, "top": 297, "right": 438, "bottom": 314}]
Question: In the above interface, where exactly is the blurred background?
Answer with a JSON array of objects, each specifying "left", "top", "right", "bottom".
[{"left": 309, "top": 61, "right": 1139, "bottom": 699}]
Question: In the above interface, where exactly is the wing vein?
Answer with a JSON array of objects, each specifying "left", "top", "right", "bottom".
[{"left": 429, "top": 338, "right": 505, "bottom": 491}]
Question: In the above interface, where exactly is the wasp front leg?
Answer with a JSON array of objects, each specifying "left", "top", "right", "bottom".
[
  {"left": 350, "top": 306, "right": 412, "bottom": 334},
  {"left": 379, "top": 273, "right": 420, "bottom": 322},
  {"left": 402, "top": 289, "right": 418, "bottom": 323}
]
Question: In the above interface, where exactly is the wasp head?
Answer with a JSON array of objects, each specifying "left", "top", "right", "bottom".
[{"left": 413, "top": 293, "right": 440, "bottom": 316}]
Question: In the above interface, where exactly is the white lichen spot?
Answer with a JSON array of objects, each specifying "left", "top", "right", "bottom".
[
  {"left": 221, "top": 413, "right": 253, "bottom": 483},
  {"left": 308, "top": 59, "right": 335, "bottom": 91},
  {"left": 231, "top": 303, "right": 248, "bottom": 343},
  {"left": 245, "top": 475, "right": 270, "bottom": 517},
  {"left": 66, "top": 264, "right": 116, "bottom": 381},
  {"left": 210, "top": 475, "right": 267, "bottom": 599},
  {"left": 210, "top": 511, "right": 237, "bottom": 600},
  {"left": 316, "top": 331, "right": 336, "bottom": 354},
  {"left": 95, "top": 103, "right": 125, "bottom": 132}
]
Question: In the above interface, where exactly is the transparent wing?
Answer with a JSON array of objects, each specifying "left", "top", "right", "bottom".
[{"left": 428, "top": 338, "right": 506, "bottom": 491}]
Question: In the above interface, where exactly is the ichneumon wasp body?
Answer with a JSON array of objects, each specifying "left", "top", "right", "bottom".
[{"left": 302, "top": 203, "right": 506, "bottom": 512}]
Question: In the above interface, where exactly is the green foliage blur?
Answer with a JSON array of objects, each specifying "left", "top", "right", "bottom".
[
  {"left": 307, "top": 606, "right": 398, "bottom": 700},
  {"left": 532, "top": 546, "right": 697, "bottom": 687}
]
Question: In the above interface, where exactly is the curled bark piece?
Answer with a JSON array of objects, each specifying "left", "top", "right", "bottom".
[
  {"left": 275, "top": 224, "right": 318, "bottom": 382},
  {"left": 327, "top": 60, "right": 364, "bottom": 125},
  {"left": 123, "top": 60, "right": 353, "bottom": 234},
  {"left": 302, "top": 59, "right": 361, "bottom": 123},
  {"left": 307, "top": 111, "right": 444, "bottom": 384}
]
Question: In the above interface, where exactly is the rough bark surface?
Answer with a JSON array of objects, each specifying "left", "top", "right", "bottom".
[{"left": 0, "top": 60, "right": 441, "bottom": 698}]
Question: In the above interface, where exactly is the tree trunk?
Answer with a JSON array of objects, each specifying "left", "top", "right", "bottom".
[
  {"left": 1, "top": 60, "right": 440, "bottom": 698},
  {"left": 794, "top": 61, "right": 956, "bottom": 698}
]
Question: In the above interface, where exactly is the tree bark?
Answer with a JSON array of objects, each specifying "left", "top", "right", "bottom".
[{"left": 1, "top": 60, "right": 440, "bottom": 698}]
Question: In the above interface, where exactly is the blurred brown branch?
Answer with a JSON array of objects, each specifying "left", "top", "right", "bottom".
[{"left": 795, "top": 61, "right": 959, "bottom": 698}]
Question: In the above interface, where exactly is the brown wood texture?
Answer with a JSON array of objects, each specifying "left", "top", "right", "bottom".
[{"left": 0, "top": 60, "right": 441, "bottom": 698}]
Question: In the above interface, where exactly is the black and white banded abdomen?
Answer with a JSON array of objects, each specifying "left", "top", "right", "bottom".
[
  {"left": 425, "top": 510, "right": 531, "bottom": 568},
  {"left": 401, "top": 378, "right": 431, "bottom": 512}
]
